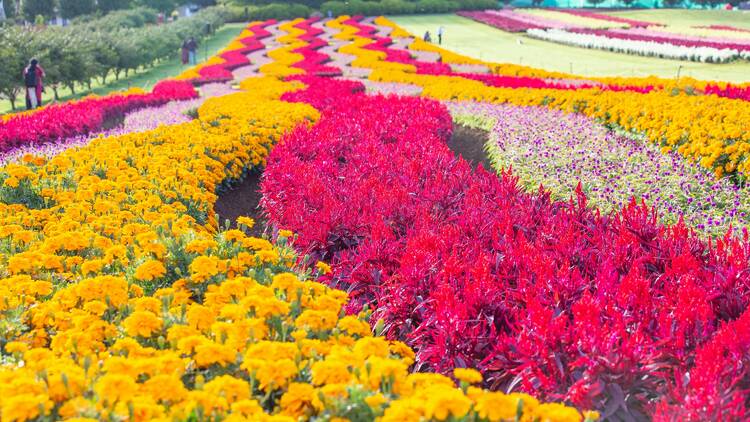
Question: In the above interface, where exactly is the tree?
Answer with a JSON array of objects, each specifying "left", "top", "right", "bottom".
[
  {"left": 22, "top": 0, "right": 55, "bottom": 22},
  {"left": 588, "top": 0, "right": 606, "bottom": 6},
  {"left": 621, "top": 0, "right": 637, "bottom": 6},
  {"left": 59, "top": 0, "right": 95, "bottom": 19},
  {"left": 662, "top": 0, "right": 682, "bottom": 6},
  {"left": 97, "top": 0, "right": 133, "bottom": 13},
  {"left": 1, "top": 0, "right": 17, "bottom": 19},
  {"left": 0, "top": 30, "right": 25, "bottom": 109},
  {"left": 135, "top": 0, "right": 178, "bottom": 13}
]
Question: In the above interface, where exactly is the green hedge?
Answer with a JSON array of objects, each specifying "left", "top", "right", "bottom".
[
  {"left": 224, "top": 0, "right": 497, "bottom": 22},
  {"left": 320, "top": 0, "right": 497, "bottom": 16}
]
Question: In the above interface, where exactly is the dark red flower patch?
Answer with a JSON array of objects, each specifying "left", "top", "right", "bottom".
[{"left": 263, "top": 78, "right": 750, "bottom": 419}]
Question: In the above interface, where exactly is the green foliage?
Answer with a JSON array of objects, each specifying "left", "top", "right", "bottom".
[
  {"left": 60, "top": 0, "right": 96, "bottom": 19},
  {"left": 135, "top": 0, "right": 178, "bottom": 13},
  {"left": 246, "top": 2, "right": 312, "bottom": 20},
  {"left": 320, "top": 0, "right": 495, "bottom": 17},
  {"left": 96, "top": 0, "right": 134, "bottom": 13},
  {"left": 23, "top": 0, "right": 54, "bottom": 21},
  {"left": 2, "top": 0, "right": 17, "bottom": 19},
  {"left": 0, "top": 6, "right": 229, "bottom": 110}
]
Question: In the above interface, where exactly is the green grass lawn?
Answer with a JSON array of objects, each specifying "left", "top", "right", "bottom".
[
  {"left": 390, "top": 13, "right": 750, "bottom": 83},
  {"left": 1, "top": 23, "right": 246, "bottom": 115}
]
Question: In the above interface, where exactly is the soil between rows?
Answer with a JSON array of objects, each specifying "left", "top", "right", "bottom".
[
  {"left": 214, "top": 123, "right": 492, "bottom": 236},
  {"left": 447, "top": 123, "right": 492, "bottom": 171}
]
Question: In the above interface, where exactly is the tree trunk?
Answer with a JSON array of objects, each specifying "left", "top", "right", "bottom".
[
  {"left": 9, "top": 97, "right": 16, "bottom": 111},
  {"left": 52, "top": 86, "right": 60, "bottom": 101},
  {"left": 68, "top": 84, "right": 76, "bottom": 95}
]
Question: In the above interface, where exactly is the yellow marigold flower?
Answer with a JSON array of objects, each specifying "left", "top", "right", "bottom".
[
  {"left": 142, "top": 374, "right": 188, "bottom": 403},
  {"left": 250, "top": 358, "right": 298, "bottom": 391},
  {"left": 296, "top": 309, "right": 338, "bottom": 331},
  {"left": 189, "top": 255, "right": 221, "bottom": 282},
  {"left": 236, "top": 216, "right": 255, "bottom": 229},
  {"left": 315, "top": 261, "right": 332, "bottom": 275},
  {"left": 1, "top": 393, "right": 52, "bottom": 422},
  {"left": 278, "top": 229, "right": 294, "bottom": 238},
  {"left": 95, "top": 373, "right": 138, "bottom": 405},
  {"left": 531, "top": 402, "right": 584, "bottom": 422},
  {"left": 337, "top": 316, "right": 371, "bottom": 337},
  {"left": 204, "top": 375, "right": 251, "bottom": 405},
  {"left": 122, "top": 311, "right": 163, "bottom": 338},
  {"left": 280, "top": 382, "right": 318, "bottom": 417},
  {"left": 4, "top": 176, "right": 19, "bottom": 188},
  {"left": 311, "top": 359, "right": 352, "bottom": 386},
  {"left": 223, "top": 229, "right": 246, "bottom": 242},
  {"left": 584, "top": 410, "right": 601, "bottom": 421},
  {"left": 193, "top": 342, "right": 236, "bottom": 368},
  {"left": 454, "top": 368, "right": 483, "bottom": 385},
  {"left": 380, "top": 399, "right": 424, "bottom": 422},
  {"left": 187, "top": 304, "right": 216, "bottom": 331},
  {"left": 4, "top": 341, "right": 29, "bottom": 354},
  {"left": 473, "top": 391, "right": 520, "bottom": 421},
  {"left": 134, "top": 259, "right": 167, "bottom": 281},
  {"left": 231, "top": 399, "right": 263, "bottom": 416},
  {"left": 365, "top": 393, "right": 387, "bottom": 410},
  {"left": 423, "top": 385, "right": 472, "bottom": 421}
]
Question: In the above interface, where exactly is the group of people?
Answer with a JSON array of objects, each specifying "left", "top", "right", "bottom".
[
  {"left": 423, "top": 26, "right": 445, "bottom": 45},
  {"left": 23, "top": 59, "right": 45, "bottom": 110},
  {"left": 181, "top": 37, "right": 199, "bottom": 65}
]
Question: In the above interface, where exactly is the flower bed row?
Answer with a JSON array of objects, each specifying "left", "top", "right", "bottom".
[
  {"left": 571, "top": 27, "right": 750, "bottom": 53},
  {"left": 0, "top": 80, "right": 197, "bottom": 153},
  {"left": 344, "top": 17, "right": 654, "bottom": 94},
  {"left": 371, "top": 69, "right": 750, "bottom": 178},
  {"left": 457, "top": 10, "right": 547, "bottom": 32},
  {"left": 450, "top": 101, "right": 749, "bottom": 237},
  {"left": 177, "top": 20, "right": 275, "bottom": 85},
  {"left": 515, "top": 8, "right": 629, "bottom": 29},
  {"left": 0, "top": 68, "right": 589, "bottom": 421},
  {"left": 291, "top": 18, "right": 344, "bottom": 76},
  {"left": 263, "top": 75, "right": 750, "bottom": 420},
  {"left": 551, "top": 8, "right": 659, "bottom": 28},
  {"left": 527, "top": 28, "right": 745, "bottom": 63}
]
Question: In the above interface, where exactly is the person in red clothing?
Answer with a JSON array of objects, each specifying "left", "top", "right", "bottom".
[{"left": 23, "top": 58, "right": 45, "bottom": 110}]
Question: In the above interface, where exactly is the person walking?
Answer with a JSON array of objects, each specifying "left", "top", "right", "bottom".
[
  {"left": 438, "top": 26, "right": 444, "bottom": 45},
  {"left": 186, "top": 37, "right": 198, "bottom": 65},
  {"left": 181, "top": 39, "right": 189, "bottom": 65},
  {"left": 23, "top": 58, "right": 45, "bottom": 110}
]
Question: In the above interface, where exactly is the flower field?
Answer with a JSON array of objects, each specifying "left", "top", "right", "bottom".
[
  {"left": 462, "top": 8, "right": 750, "bottom": 63},
  {"left": 1, "top": 10, "right": 750, "bottom": 422}
]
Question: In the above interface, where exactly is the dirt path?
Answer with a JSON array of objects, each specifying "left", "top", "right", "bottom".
[
  {"left": 447, "top": 124, "right": 492, "bottom": 171},
  {"left": 214, "top": 171, "right": 266, "bottom": 237}
]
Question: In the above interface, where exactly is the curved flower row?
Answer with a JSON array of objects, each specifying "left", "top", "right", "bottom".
[
  {"left": 457, "top": 10, "right": 548, "bottom": 32},
  {"left": 550, "top": 8, "right": 659, "bottom": 28},
  {"left": 515, "top": 8, "right": 629, "bottom": 29},
  {"left": 176, "top": 20, "right": 275, "bottom": 84},
  {"left": 450, "top": 101, "right": 749, "bottom": 237},
  {"left": 263, "top": 74, "right": 750, "bottom": 421},
  {"left": 0, "top": 80, "right": 197, "bottom": 154},
  {"left": 570, "top": 27, "right": 750, "bottom": 53},
  {"left": 527, "top": 28, "right": 745, "bottom": 63}
]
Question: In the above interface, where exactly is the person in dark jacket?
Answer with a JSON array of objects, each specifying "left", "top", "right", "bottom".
[
  {"left": 181, "top": 39, "right": 189, "bottom": 65},
  {"left": 423, "top": 31, "right": 432, "bottom": 42},
  {"left": 186, "top": 37, "right": 198, "bottom": 65},
  {"left": 23, "top": 58, "right": 45, "bottom": 110}
]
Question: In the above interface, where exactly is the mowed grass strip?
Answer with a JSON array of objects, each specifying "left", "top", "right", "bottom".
[{"left": 390, "top": 13, "right": 750, "bottom": 83}]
